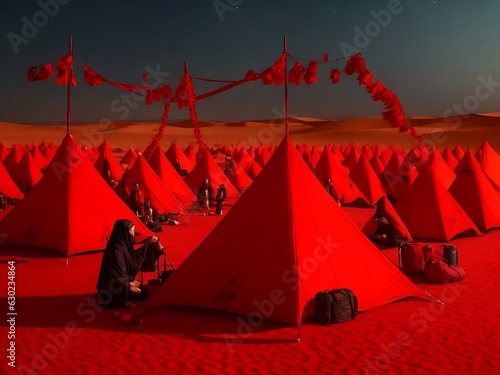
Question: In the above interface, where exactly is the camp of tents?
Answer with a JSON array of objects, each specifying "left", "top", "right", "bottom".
[{"left": 1, "top": 128, "right": 500, "bottom": 328}]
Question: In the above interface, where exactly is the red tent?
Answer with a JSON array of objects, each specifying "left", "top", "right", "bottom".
[
  {"left": 452, "top": 145, "right": 465, "bottom": 161},
  {"left": 9, "top": 151, "right": 43, "bottom": 194},
  {"left": 184, "top": 148, "right": 239, "bottom": 199},
  {"left": 254, "top": 146, "right": 272, "bottom": 167},
  {"left": 361, "top": 195, "right": 413, "bottom": 242},
  {"left": 2, "top": 143, "right": 25, "bottom": 172},
  {"left": 123, "top": 155, "right": 188, "bottom": 215},
  {"left": 309, "top": 145, "right": 322, "bottom": 166},
  {"left": 0, "top": 160, "right": 23, "bottom": 200},
  {"left": 441, "top": 147, "right": 459, "bottom": 171},
  {"left": 184, "top": 144, "right": 197, "bottom": 166},
  {"left": 429, "top": 148, "right": 456, "bottom": 190},
  {"left": 348, "top": 154, "right": 386, "bottom": 206},
  {"left": 314, "top": 146, "right": 368, "bottom": 205},
  {"left": 165, "top": 142, "right": 194, "bottom": 173},
  {"left": 369, "top": 153, "right": 385, "bottom": 176},
  {"left": 119, "top": 147, "right": 138, "bottom": 168},
  {"left": 394, "top": 163, "right": 480, "bottom": 241},
  {"left": 245, "top": 158, "right": 262, "bottom": 179},
  {"left": 475, "top": 140, "right": 500, "bottom": 192},
  {"left": 149, "top": 138, "right": 432, "bottom": 325},
  {"left": 0, "top": 134, "right": 151, "bottom": 256},
  {"left": 0, "top": 143, "right": 9, "bottom": 161},
  {"left": 93, "top": 140, "right": 124, "bottom": 182},
  {"left": 29, "top": 144, "right": 48, "bottom": 170},
  {"left": 225, "top": 158, "right": 253, "bottom": 191},
  {"left": 302, "top": 151, "right": 317, "bottom": 170},
  {"left": 342, "top": 145, "right": 361, "bottom": 171},
  {"left": 147, "top": 147, "right": 196, "bottom": 206},
  {"left": 449, "top": 149, "right": 500, "bottom": 232}
]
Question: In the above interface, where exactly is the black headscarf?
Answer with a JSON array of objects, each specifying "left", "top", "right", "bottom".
[{"left": 96, "top": 219, "right": 145, "bottom": 308}]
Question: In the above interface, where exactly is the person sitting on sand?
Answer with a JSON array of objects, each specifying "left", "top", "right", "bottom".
[
  {"left": 368, "top": 198, "right": 406, "bottom": 248},
  {"left": 96, "top": 219, "right": 164, "bottom": 308}
]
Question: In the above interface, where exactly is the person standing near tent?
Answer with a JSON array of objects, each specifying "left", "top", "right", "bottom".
[
  {"left": 96, "top": 219, "right": 164, "bottom": 308},
  {"left": 128, "top": 181, "right": 145, "bottom": 217},
  {"left": 0, "top": 192, "right": 5, "bottom": 211},
  {"left": 215, "top": 184, "right": 227, "bottom": 215},
  {"left": 325, "top": 178, "right": 341, "bottom": 206},
  {"left": 197, "top": 178, "right": 214, "bottom": 215}
]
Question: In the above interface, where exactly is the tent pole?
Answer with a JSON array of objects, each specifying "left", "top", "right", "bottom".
[
  {"left": 297, "top": 325, "right": 301, "bottom": 343},
  {"left": 283, "top": 35, "right": 289, "bottom": 138},
  {"left": 66, "top": 36, "right": 73, "bottom": 135}
]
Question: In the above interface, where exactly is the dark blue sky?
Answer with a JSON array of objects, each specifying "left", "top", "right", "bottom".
[{"left": 1, "top": 0, "right": 499, "bottom": 124}]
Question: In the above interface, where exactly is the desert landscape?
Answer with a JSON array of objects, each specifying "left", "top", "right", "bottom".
[{"left": 1, "top": 113, "right": 499, "bottom": 375}]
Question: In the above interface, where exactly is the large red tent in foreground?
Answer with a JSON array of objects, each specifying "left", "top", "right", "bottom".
[{"left": 147, "top": 137, "right": 433, "bottom": 326}]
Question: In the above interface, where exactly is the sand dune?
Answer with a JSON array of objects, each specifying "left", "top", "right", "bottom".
[{"left": 1, "top": 113, "right": 500, "bottom": 152}]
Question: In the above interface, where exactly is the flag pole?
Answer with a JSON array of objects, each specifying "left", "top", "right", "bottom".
[
  {"left": 66, "top": 36, "right": 73, "bottom": 135},
  {"left": 283, "top": 35, "right": 289, "bottom": 137}
]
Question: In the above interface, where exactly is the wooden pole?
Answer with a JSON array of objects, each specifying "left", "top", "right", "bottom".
[
  {"left": 283, "top": 35, "right": 289, "bottom": 137},
  {"left": 66, "top": 36, "right": 73, "bottom": 135}
]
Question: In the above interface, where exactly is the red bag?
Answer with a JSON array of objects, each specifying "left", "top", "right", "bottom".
[
  {"left": 398, "top": 242, "right": 425, "bottom": 275},
  {"left": 422, "top": 244, "right": 434, "bottom": 263},
  {"left": 424, "top": 255, "right": 466, "bottom": 283}
]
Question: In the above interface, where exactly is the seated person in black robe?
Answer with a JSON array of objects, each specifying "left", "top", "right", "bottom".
[
  {"left": 325, "top": 178, "right": 341, "bottom": 206},
  {"left": 215, "top": 184, "right": 227, "bottom": 215},
  {"left": 96, "top": 219, "right": 163, "bottom": 308},
  {"left": 368, "top": 201, "right": 404, "bottom": 248},
  {"left": 0, "top": 192, "right": 5, "bottom": 211}
]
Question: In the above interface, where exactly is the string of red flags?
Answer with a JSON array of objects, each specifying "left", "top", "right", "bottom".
[{"left": 27, "top": 47, "right": 421, "bottom": 145}]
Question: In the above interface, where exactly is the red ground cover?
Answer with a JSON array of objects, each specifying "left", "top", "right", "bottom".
[{"left": 1, "top": 203, "right": 499, "bottom": 375}]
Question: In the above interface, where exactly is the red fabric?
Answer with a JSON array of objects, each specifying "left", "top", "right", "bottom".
[
  {"left": 146, "top": 137, "right": 433, "bottom": 325},
  {"left": 475, "top": 140, "right": 500, "bottom": 192},
  {"left": 287, "top": 61, "right": 305, "bottom": 85},
  {"left": 348, "top": 154, "right": 386, "bottom": 206},
  {"left": 142, "top": 102, "right": 170, "bottom": 160},
  {"left": 184, "top": 144, "right": 197, "bottom": 165},
  {"left": 423, "top": 256, "right": 467, "bottom": 283},
  {"left": 55, "top": 54, "right": 76, "bottom": 86},
  {"left": 0, "top": 134, "right": 151, "bottom": 256},
  {"left": 183, "top": 148, "right": 239, "bottom": 199},
  {"left": 2, "top": 143, "right": 26, "bottom": 172},
  {"left": 27, "top": 63, "right": 53, "bottom": 82},
  {"left": 244, "top": 158, "right": 262, "bottom": 179},
  {"left": 225, "top": 159, "right": 253, "bottom": 191},
  {"left": 369, "top": 153, "right": 386, "bottom": 177},
  {"left": 361, "top": 196, "right": 413, "bottom": 242},
  {"left": 322, "top": 53, "right": 329, "bottom": 62},
  {"left": 9, "top": 151, "right": 43, "bottom": 194},
  {"left": 429, "top": 147, "right": 456, "bottom": 189},
  {"left": 449, "top": 149, "right": 500, "bottom": 231},
  {"left": 342, "top": 146, "right": 361, "bottom": 171},
  {"left": 330, "top": 68, "right": 340, "bottom": 84},
  {"left": 93, "top": 141, "right": 124, "bottom": 182},
  {"left": 29, "top": 144, "right": 48, "bottom": 170},
  {"left": 123, "top": 155, "right": 187, "bottom": 215},
  {"left": 254, "top": 147, "right": 272, "bottom": 167},
  {"left": 394, "top": 163, "right": 480, "bottom": 241},
  {"left": 165, "top": 142, "right": 195, "bottom": 173},
  {"left": 441, "top": 147, "right": 459, "bottom": 171},
  {"left": 0, "top": 159, "right": 24, "bottom": 200},
  {"left": 119, "top": 148, "right": 138, "bottom": 167},
  {"left": 0, "top": 143, "right": 9, "bottom": 161},
  {"left": 452, "top": 145, "right": 465, "bottom": 161},
  {"left": 313, "top": 146, "right": 369, "bottom": 205},
  {"left": 304, "top": 61, "right": 318, "bottom": 85},
  {"left": 147, "top": 146, "right": 196, "bottom": 206}
]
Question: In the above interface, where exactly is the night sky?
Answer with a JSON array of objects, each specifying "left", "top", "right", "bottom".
[{"left": 1, "top": 0, "right": 499, "bottom": 124}]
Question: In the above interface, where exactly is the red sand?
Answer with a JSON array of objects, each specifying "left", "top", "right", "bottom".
[
  {"left": 1, "top": 117, "right": 499, "bottom": 374},
  {"left": 1, "top": 204, "right": 499, "bottom": 375}
]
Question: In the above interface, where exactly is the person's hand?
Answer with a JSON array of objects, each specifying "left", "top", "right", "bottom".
[
  {"left": 129, "top": 281, "right": 141, "bottom": 294},
  {"left": 149, "top": 236, "right": 159, "bottom": 244}
]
